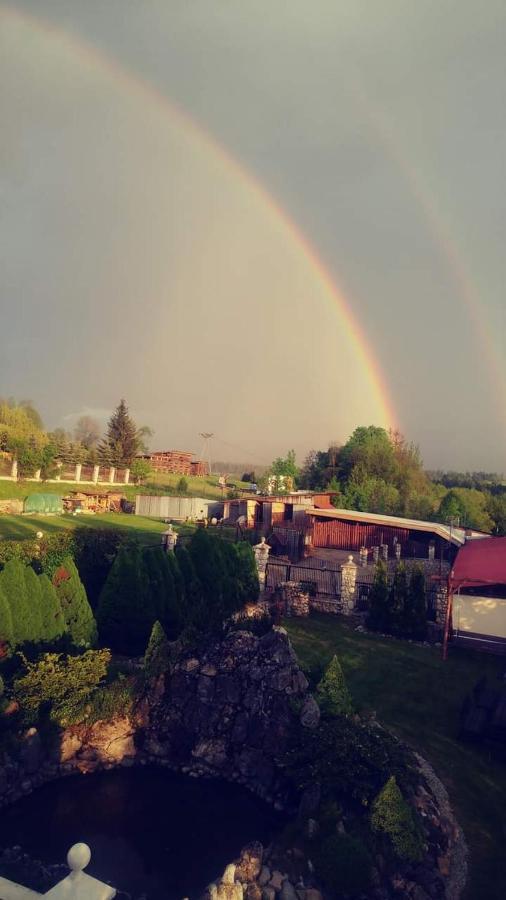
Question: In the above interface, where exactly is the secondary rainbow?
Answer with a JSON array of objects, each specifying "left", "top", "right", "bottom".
[{"left": 1, "top": 4, "right": 396, "bottom": 431}]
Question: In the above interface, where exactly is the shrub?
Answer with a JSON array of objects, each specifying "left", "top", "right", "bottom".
[
  {"left": 0, "top": 559, "right": 41, "bottom": 645},
  {"left": 13, "top": 649, "right": 111, "bottom": 727},
  {"left": 0, "top": 540, "right": 39, "bottom": 568},
  {"left": 0, "top": 674, "right": 4, "bottom": 697},
  {"left": 389, "top": 564, "right": 408, "bottom": 635},
  {"left": 73, "top": 528, "right": 124, "bottom": 609},
  {"left": 366, "top": 561, "right": 390, "bottom": 633},
  {"left": 144, "top": 620, "right": 170, "bottom": 680},
  {"left": 0, "top": 582, "right": 14, "bottom": 650},
  {"left": 130, "top": 458, "right": 152, "bottom": 485},
  {"left": 84, "top": 675, "right": 136, "bottom": 724},
  {"left": 313, "top": 833, "right": 372, "bottom": 896},
  {"left": 177, "top": 476, "right": 189, "bottom": 494},
  {"left": 97, "top": 544, "right": 158, "bottom": 655},
  {"left": 38, "top": 574, "right": 66, "bottom": 643},
  {"left": 39, "top": 533, "right": 76, "bottom": 580},
  {"left": 371, "top": 775, "right": 424, "bottom": 862},
  {"left": 316, "top": 654, "right": 353, "bottom": 717},
  {"left": 403, "top": 566, "right": 427, "bottom": 640},
  {"left": 52, "top": 558, "right": 97, "bottom": 648}
]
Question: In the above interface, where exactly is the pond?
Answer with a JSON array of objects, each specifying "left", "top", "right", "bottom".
[{"left": 0, "top": 767, "right": 283, "bottom": 898}]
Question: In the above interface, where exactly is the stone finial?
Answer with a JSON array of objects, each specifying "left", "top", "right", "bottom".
[{"left": 67, "top": 843, "right": 91, "bottom": 875}]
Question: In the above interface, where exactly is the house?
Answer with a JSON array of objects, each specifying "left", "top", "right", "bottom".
[
  {"left": 223, "top": 492, "right": 334, "bottom": 530},
  {"left": 304, "top": 507, "right": 488, "bottom": 562},
  {"left": 446, "top": 536, "right": 506, "bottom": 654}
]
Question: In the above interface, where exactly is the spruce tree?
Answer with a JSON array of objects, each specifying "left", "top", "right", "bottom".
[
  {"left": 0, "top": 559, "right": 41, "bottom": 645},
  {"left": 96, "top": 544, "right": 156, "bottom": 655},
  {"left": 175, "top": 544, "right": 203, "bottom": 630},
  {"left": 23, "top": 566, "right": 43, "bottom": 640},
  {"left": 189, "top": 530, "right": 229, "bottom": 630},
  {"left": 389, "top": 563, "right": 408, "bottom": 636},
  {"left": 144, "top": 620, "right": 170, "bottom": 679},
  {"left": 144, "top": 548, "right": 182, "bottom": 639},
  {"left": 38, "top": 574, "right": 66, "bottom": 643},
  {"left": 53, "top": 557, "right": 97, "bottom": 648},
  {"left": 371, "top": 776, "right": 423, "bottom": 862},
  {"left": 366, "top": 561, "right": 390, "bottom": 633},
  {"left": 404, "top": 567, "right": 427, "bottom": 640},
  {"left": 98, "top": 399, "right": 139, "bottom": 467},
  {"left": 316, "top": 654, "right": 353, "bottom": 717},
  {"left": 0, "top": 582, "right": 14, "bottom": 651}
]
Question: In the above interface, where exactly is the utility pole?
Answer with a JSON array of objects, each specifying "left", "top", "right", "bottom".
[{"left": 199, "top": 432, "right": 214, "bottom": 475}]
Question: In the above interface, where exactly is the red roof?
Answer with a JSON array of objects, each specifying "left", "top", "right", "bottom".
[{"left": 450, "top": 537, "right": 506, "bottom": 589}]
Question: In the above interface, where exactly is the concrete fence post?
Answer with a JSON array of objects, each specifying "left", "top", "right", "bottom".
[
  {"left": 34, "top": 469, "right": 41, "bottom": 482},
  {"left": 108, "top": 467, "right": 115, "bottom": 484},
  {"left": 11, "top": 459, "right": 18, "bottom": 479},
  {"left": 124, "top": 468, "right": 130, "bottom": 485},
  {"left": 92, "top": 465, "right": 100, "bottom": 484},
  {"left": 340, "top": 555, "right": 357, "bottom": 615},
  {"left": 253, "top": 536, "right": 271, "bottom": 593},
  {"left": 75, "top": 463, "right": 82, "bottom": 483}
]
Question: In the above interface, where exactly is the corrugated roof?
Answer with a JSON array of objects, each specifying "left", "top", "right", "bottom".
[{"left": 451, "top": 537, "right": 506, "bottom": 588}]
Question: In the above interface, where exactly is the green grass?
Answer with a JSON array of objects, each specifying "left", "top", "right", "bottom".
[
  {"left": 0, "top": 473, "right": 248, "bottom": 502},
  {"left": 285, "top": 614, "right": 506, "bottom": 900},
  {"left": 0, "top": 512, "right": 172, "bottom": 544}
]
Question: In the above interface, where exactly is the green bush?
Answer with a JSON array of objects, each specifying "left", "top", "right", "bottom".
[
  {"left": 38, "top": 574, "right": 66, "bottom": 643},
  {"left": 0, "top": 559, "right": 41, "bottom": 645},
  {"left": 84, "top": 675, "right": 136, "bottom": 724},
  {"left": 53, "top": 558, "right": 97, "bottom": 648},
  {"left": 403, "top": 567, "right": 427, "bottom": 640},
  {"left": 144, "top": 620, "right": 170, "bottom": 679},
  {"left": 366, "top": 561, "right": 391, "bottom": 633},
  {"left": 316, "top": 654, "right": 353, "bottom": 717},
  {"left": 0, "top": 540, "right": 40, "bottom": 568},
  {"left": 177, "top": 476, "right": 189, "bottom": 493},
  {"left": 313, "top": 833, "right": 372, "bottom": 896},
  {"left": 0, "top": 582, "right": 14, "bottom": 650},
  {"left": 371, "top": 775, "right": 424, "bottom": 862},
  {"left": 97, "top": 544, "right": 158, "bottom": 654},
  {"left": 13, "top": 649, "right": 111, "bottom": 727},
  {"left": 389, "top": 564, "right": 408, "bottom": 635}
]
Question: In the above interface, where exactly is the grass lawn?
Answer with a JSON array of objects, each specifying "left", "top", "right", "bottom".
[
  {"left": 285, "top": 614, "right": 506, "bottom": 900},
  {"left": 0, "top": 473, "right": 248, "bottom": 502},
  {"left": 0, "top": 512, "right": 172, "bottom": 544}
]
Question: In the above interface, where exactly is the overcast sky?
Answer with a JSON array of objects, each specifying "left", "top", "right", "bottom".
[{"left": 1, "top": 1, "right": 505, "bottom": 470}]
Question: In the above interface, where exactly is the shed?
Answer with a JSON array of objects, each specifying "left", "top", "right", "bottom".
[{"left": 24, "top": 493, "right": 63, "bottom": 515}]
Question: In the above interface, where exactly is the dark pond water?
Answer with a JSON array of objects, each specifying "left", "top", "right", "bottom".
[{"left": 0, "top": 767, "right": 283, "bottom": 899}]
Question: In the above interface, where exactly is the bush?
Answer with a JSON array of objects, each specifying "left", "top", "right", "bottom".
[
  {"left": 0, "top": 582, "right": 14, "bottom": 651},
  {"left": 389, "top": 564, "right": 408, "bottom": 635},
  {"left": 366, "top": 561, "right": 390, "bottom": 633},
  {"left": 13, "top": 649, "right": 111, "bottom": 727},
  {"left": 313, "top": 833, "right": 372, "bottom": 896},
  {"left": 403, "top": 567, "right": 427, "bottom": 640},
  {"left": 84, "top": 675, "right": 136, "bottom": 724},
  {"left": 316, "top": 654, "right": 353, "bottom": 717},
  {"left": 371, "top": 775, "right": 424, "bottom": 862},
  {"left": 144, "top": 620, "right": 170, "bottom": 680},
  {"left": 0, "top": 559, "right": 41, "bottom": 645},
  {"left": 52, "top": 558, "right": 97, "bottom": 648},
  {"left": 177, "top": 476, "right": 189, "bottom": 493},
  {"left": 38, "top": 574, "right": 66, "bottom": 643}
]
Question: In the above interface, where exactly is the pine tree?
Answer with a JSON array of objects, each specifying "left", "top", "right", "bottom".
[
  {"left": 316, "top": 654, "right": 353, "bottom": 717},
  {"left": 389, "top": 564, "right": 408, "bottom": 635},
  {"left": 371, "top": 776, "right": 423, "bottom": 862},
  {"left": 175, "top": 544, "right": 203, "bottom": 630},
  {"left": 53, "top": 557, "right": 97, "bottom": 648},
  {"left": 38, "top": 574, "right": 66, "bottom": 642},
  {"left": 0, "top": 581, "right": 14, "bottom": 651},
  {"left": 404, "top": 566, "right": 427, "bottom": 640},
  {"left": 98, "top": 399, "right": 139, "bottom": 467},
  {"left": 23, "top": 566, "right": 43, "bottom": 639},
  {"left": 366, "top": 561, "right": 390, "bottom": 633},
  {"left": 96, "top": 544, "right": 157, "bottom": 655},
  {"left": 144, "top": 548, "right": 182, "bottom": 639},
  {"left": 0, "top": 559, "right": 41, "bottom": 645},
  {"left": 144, "top": 620, "right": 170, "bottom": 679}
]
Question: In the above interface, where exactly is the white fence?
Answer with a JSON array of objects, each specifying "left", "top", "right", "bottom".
[{"left": 135, "top": 494, "right": 223, "bottom": 520}]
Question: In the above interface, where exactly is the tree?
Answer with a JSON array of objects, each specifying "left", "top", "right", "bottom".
[
  {"left": 23, "top": 566, "right": 44, "bottom": 640},
  {"left": 487, "top": 493, "right": 506, "bottom": 535},
  {"left": 0, "top": 582, "right": 14, "bottom": 651},
  {"left": 371, "top": 776, "right": 423, "bottom": 862},
  {"left": 188, "top": 530, "right": 246, "bottom": 631},
  {"left": 144, "top": 620, "right": 170, "bottom": 680},
  {"left": 52, "top": 558, "right": 97, "bottom": 648},
  {"left": 316, "top": 654, "right": 353, "bottom": 717},
  {"left": 130, "top": 458, "right": 152, "bottom": 485},
  {"left": 177, "top": 476, "right": 189, "bottom": 494},
  {"left": 96, "top": 544, "right": 159, "bottom": 654},
  {"left": 389, "top": 564, "right": 408, "bottom": 635},
  {"left": 403, "top": 566, "right": 427, "bottom": 640},
  {"left": 74, "top": 415, "right": 101, "bottom": 449},
  {"left": 98, "top": 399, "right": 144, "bottom": 467},
  {"left": 145, "top": 548, "right": 183, "bottom": 638},
  {"left": 38, "top": 574, "right": 66, "bottom": 643},
  {"left": 366, "top": 561, "right": 390, "bottom": 633},
  {"left": 175, "top": 544, "right": 203, "bottom": 628},
  {"left": 0, "top": 559, "right": 41, "bottom": 645}
]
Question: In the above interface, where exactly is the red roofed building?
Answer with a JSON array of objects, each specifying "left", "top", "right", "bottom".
[{"left": 445, "top": 537, "right": 506, "bottom": 655}]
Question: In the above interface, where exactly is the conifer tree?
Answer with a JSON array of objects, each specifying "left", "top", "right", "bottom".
[
  {"left": 0, "top": 582, "right": 14, "bottom": 650},
  {"left": 38, "top": 574, "right": 66, "bottom": 642},
  {"left": 371, "top": 776, "right": 423, "bottom": 861},
  {"left": 144, "top": 620, "right": 170, "bottom": 679},
  {"left": 316, "top": 654, "right": 353, "bottom": 717},
  {"left": 366, "top": 561, "right": 390, "bottom": 633},
  {"left": 98, "top": 399, "right": 139, "bottom": 467},
  {"left": 23, "top": 566, "right": 43, "bottom": 639},
  {"left": 175, "top": 544, "right": 203, "bottom": 630},
  {"left": 389, "top": 563, "right": 408, "bottom": 635},
  {"left": 143, "top": 548, "right": 182, "bottom": 639},
  {"left": 96, "top": 544, "right": 156, "bottom": 654},
  {"left": 0, "top": 559, "right": 41, "bottom": 645},
  {"left": 53, "top": 557, "right": 97, "bottom": 648},
  {"left": 404, "top": 566, "right": 427, "bottom": 640}
]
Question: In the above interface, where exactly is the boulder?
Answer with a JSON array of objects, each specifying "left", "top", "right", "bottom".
[{"left": 299, "top": 698, "right": 320, "bottom": 729}]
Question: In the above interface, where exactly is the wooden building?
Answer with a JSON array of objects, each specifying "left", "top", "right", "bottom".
[
  {"left": 223, "top": 492, "right": 333, "bottom": 530},
  {"left": 138, "top": 450, "right": 208, "bottom": 477},
  {"left": 62, "top": 490, "right": 124, "bottom": 514}
]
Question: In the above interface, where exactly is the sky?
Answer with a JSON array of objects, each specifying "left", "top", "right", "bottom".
[{"left": 1, "top": 0, "right": 505, "bottom": 470}]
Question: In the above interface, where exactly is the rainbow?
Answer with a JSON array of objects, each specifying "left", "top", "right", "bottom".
[{"left": 0, "top": 3, "right": 396, "bottom": 432}]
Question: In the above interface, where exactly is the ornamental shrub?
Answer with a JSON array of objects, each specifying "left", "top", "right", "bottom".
[
  {"left": 0, "top": 583, "right": 14, "bottom": 650},
  {"left": 23, "top": 566, "right": 43, "bottom": 640},
  {"left": 0, "top": 559, "right": 41, "bottom": 645},
  {"left": 389, "top": 563, "right": 408, "bottom": 635},
  {"left": 13, "top": 649, "right": 111, "bottom": 727},
  {"left": 144, "top": 620, "right": 170, "bottom": 680},
  {"left": 404, "top": 566, "right": 427, "bottom": 640},
  {"left": 316, "top": 654, "right": 353, "bottom": 717},
  {"left": 38, "top": 574, "right": 66, "bottom": 643},
  {"left": 371, "top": 775, "right": 423, "bottom": 862},
  {"left": 52, "top": 557, "right": 97, "bottom": 648},
  {"left": 175, "top": 544, "right": 204, "bottom": 630},
  {"left": 145, "top": 548, "right": 182, "bottom": 639},
  {"left": 313, "top": 833, "right": 372, "bottom": 896},
  {"left": 366, "top": 561, "right": 390, "bottom": 633},
  {"left": 97, "top": 544, "right": 156, "bottom": 655}
]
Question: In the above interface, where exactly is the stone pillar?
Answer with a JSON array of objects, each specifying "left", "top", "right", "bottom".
[
  {"left": 435, "top": 587, "right": 448, "bottom": 626},
  {"left": 340, "top": 555, "right": 357, "bottom": 615},
  {"left": 372, "top": 546, "right": 379, "bottom": 564},
  {"left": 253, "top": 536, "right": 271, "bottom": 593},
  {"left": 124, "top": 468, "right": 130, "bottom": 485},
  {"left": 428, "top": 541, "right": 435, "bottom": 561},
  {"left": 108, "top": 466, "right": 115, "bottom": 484},
  {"left": 55, "top": 461, "right": 62, "bottom": 481},
  {"left": 161, "top": 524, "right": 178, "bottom": 553},
  {"left": 359, "top": 546, "right": 368, "bottom": 567},
  {"left": 395, "top": 542, "right": 401, "bottom": 561},
  {"left": 381, "top": 543, "right": 388, "bottom": 561},
  {"left": 10, "top": 459, "right": 18, "bottom": 479},
  {"left": 75, "top": 463, "right": 82, "bottom": 482},
  {"left": 34, "top": 468, "right": 41, "bottom": 482},
  {"left": 92, "top": 465, "right": 100, "bottom": 484}
]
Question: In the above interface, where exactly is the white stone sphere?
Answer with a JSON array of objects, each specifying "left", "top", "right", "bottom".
[
  {"left": 36, "top": 531, "right": 43, "bottom": 540},
  {"left": 67, "top": 842, "right": 91, "bottom": 872}
]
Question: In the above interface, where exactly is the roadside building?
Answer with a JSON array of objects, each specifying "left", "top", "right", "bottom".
[{"left": 446, "top": 536, "right": 506, "bottom": 653}]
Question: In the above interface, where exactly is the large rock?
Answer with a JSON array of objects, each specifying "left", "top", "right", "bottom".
[{"left": 299, "top": 697, "right": 320, "bottom": 729}]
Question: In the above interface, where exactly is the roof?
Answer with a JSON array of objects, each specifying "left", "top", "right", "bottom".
[
  {"left": 450, "top": 537, "right": 506, "bottom": 589},
  {"left": 305, "top": 506, "right": 489, "bottom": 547}
]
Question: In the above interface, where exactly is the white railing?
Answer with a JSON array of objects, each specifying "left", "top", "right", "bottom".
[{"left": 0, "top": 844, "right": 116, "bottom": 900}]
